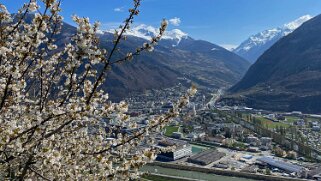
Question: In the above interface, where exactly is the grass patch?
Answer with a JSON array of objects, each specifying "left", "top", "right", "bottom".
[
  {"left": 285, "top": 116, "right": 299, "bottom": 123},
  {"left": 164, "top": 126, "right": 179, "bottom": 137},
  {"left": 306, "top": 117, "right": 320, "bottom": 122},
  {"left": 254, "top": 116, "right": 290, "bottom": 129},
  {"left": 232, "top": 141, "right": 247, "bottom": 150},
  {"left": 267, "top": 122, "right": 290, "bottom": 129},
  {"left": 286, "top": 116, "right": 320, "bottom": 124}
]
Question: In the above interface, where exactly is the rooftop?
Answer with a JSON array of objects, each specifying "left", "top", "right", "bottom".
[{"left": 257, "top": 157, "right": 303, "bottom": 173}]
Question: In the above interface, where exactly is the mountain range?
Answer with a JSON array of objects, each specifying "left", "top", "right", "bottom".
[
  {"left": 17, "top": 14, "right": 251, "bottom": 100},
  {"left": 224, "top": 14, "right": 321, "bottom": 113},
  {"left": 58, "top": 13, "right": 321, "bottom": 113},
  {"left": 102, "top": 24, "right": 189, "bottom": 47},
  {"left": 233, "top": 15, "right": 313, "bottom": 63},
  {"left": 15, "top": 13, "right": 321, "bottom": 113},
  {"left": 97, "top": 25, "right": 250, "bottom": 99}
]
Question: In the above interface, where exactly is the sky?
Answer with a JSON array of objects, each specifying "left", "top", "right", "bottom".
[{"left": 3, "top": 0, "right": 321, "bottom": 49}]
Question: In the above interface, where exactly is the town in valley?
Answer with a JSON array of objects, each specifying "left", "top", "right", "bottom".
[{"left": 123, "top": 84, "right": 321, "bottom": 180}]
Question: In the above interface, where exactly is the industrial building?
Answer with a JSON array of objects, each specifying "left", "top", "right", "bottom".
[
  {"left": 187, "top": 149, "right": 225, "bottom": 165},
  {"left": 156, "top": 138, "right": 192, "bottom": 161},
  {"left": 257, "top": 157, "right": 304, "bottom": 175}
]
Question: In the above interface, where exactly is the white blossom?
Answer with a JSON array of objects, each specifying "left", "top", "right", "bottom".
[
  {"left": 28, "top": 1, "right": 39, "bottom": 12},
  {"left": 0, "top": 0, "right": 195, "bottom": 180}
]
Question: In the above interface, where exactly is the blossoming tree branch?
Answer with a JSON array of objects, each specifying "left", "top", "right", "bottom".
[{"left": 0, "top": 0, "right": 197, "bottom": 180}]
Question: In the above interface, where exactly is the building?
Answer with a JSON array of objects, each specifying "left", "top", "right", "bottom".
[
  {"left": 156, "top": 139, "right": 192, "bottom": 161},
  {"left": 161, "top": 102, "right": 174, "bottom": 112},
  {"left": 246, "top": 136, "right": 260, "bottom": 146},
  {"left": 187, "top": 149, "right": 225, "bottom": 165},
  {"left": 260, "top": 137, "right": 272, "bottom": 149},
  {"left": 312, "top": 126, "right": 321, "bottom": 132},
  {"left": 213, "top": 163, "right": 229, "bottom": 169},
  {"left": 195, "top": 131, "right": 206, "bottom": 138},
  {"left": 257, "top": 157, "right": 304, "bottom": 176},
  {"left": 172, "top": 132, "right": 183, "bottom": 139},
  {"left": 311, "top": 122, "right": 318, "bottom": 127},
  {"left": 295, "top": 119, "right": 305, "bottom": 127},
  {"left": 276, "top": 114, "right": 285, "bottom": 121},
  {"left": 308, "top": 166, "right": 321, "bottom": 179},
  {"left": 243, "top": 155, "right": 253, "bottom": 160},
  {"left": 248, "top": 147, "right": 259, "bottom": 152},
  {"left": 266, "top": 114, "right": 275, "bottom": 120},
  {"left": 186, "top": 133, "right": 198, "bottom": 140}
]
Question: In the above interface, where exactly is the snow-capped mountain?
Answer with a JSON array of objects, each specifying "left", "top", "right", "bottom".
[
  {"left": 94, "top": 23, "right": 250, "bottom": 99},
  {"left": 234, "top": 15, "right": 313, "bottom": 63},
  {"left": 101, "top": 24, "right": 188, "bottom": 47},
  {"left": 226, "top": 14, "right": 321, "bottom": 113}
]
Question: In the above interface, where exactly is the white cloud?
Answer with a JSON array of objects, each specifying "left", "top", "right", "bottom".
[
  {"left": 169, "top": 17, "right": 181, "bottom": 26},
  {"left": 114, "top": 7, "right": 124, "bottom": 12},
  {"left": 220, "top": 44, "right": 238, "bottom": 51}
]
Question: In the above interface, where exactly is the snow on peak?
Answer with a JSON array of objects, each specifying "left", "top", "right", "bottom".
[
  {"left": 126, "top": 24, "right": 158, "bottom": 40},
  {"left": 283, "top": 15, "right": 313, "bottom": 30},
  {"left": 102, "top": 24, "right": 188, "bottom": 45},
  {"left": 234, "top": 15, "right": 313, "bottom": 54},
  {"left": 162, "top": 29, "right": 188, "bottom": 46},
  {"left": 163, "top": 29, "right": 188, "bottom": 41}
]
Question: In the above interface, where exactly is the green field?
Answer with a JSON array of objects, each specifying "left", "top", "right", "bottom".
[
  {"left": 164, "top": 126, "right": 179, "bottom": 137},
  {"left": 286, "top": 116, "right": 320, "bottom": 123},
  {"left": 285, "top": 116, "right": 299, "bottom": 123},
  {"left": 306, "top": 117, "right": 320, "bottom": 122},
  {"left": 254, "top": 116, "right": 290, "bottom": 129}
]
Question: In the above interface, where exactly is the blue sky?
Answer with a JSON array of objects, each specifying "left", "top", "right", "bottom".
[{"left": 3, "top": 0, "right": 321, "bottom": 49}]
